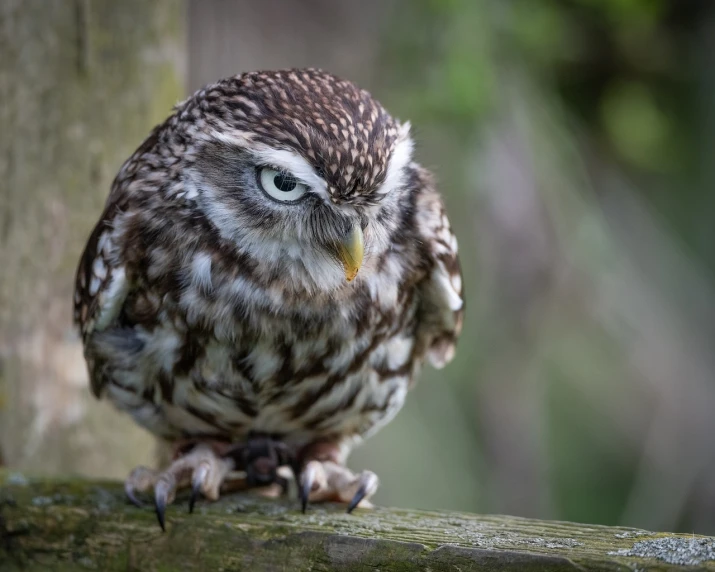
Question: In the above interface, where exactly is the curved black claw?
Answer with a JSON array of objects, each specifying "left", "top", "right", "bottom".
[
  {"left": 188, "top": 484, "right": 200, "bottom": 515},
  {"left": 276, "top": 475, "right": 290, "bottom": 496},
  {"left": 155, "top": 496, "right": 166, "bottom": 532},
  {"left": 346, "top": 484, "right": 368, "bottom": 514},
  {"left": 188, "top": 464, "right": 208, "bottom": 514},
  {"left": 124, "top": 482, "right": 144, "bottom": 508},
  {"left": 300, "top": 472, "right": 314, "bottom": 514},
  {"left": 154, "top": 480, "right": 171, "bottom": 532}
]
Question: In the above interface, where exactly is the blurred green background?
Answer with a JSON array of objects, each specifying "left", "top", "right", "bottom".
[
  {"left": 2, "top": 0, "right": 715, "bottom": 536},
  {"left": 350, "top": 0, "right": 715, "bottom": 534}
]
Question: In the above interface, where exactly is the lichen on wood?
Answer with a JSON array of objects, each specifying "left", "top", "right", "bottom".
[{"left": 1, "top": 471, "right": 714, "bottom": 571}]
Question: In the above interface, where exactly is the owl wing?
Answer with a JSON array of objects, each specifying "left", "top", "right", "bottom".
[
  {"left": 412, "top": 166, "right": 464, "bottom": 369},
  {"left": 73, "top": 128, "right": 165, "bottom": 396},
  {"left": 73, "top": 200, "right": 132, "bottom": 397}
]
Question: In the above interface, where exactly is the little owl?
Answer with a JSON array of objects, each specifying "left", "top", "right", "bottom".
[{"left": 74, "top": 69, "right": 463, "bottom": 529}]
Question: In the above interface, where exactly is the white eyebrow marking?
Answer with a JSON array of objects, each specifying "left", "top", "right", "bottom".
[
  {"left": 251, "top": 147, "right": 329, "bottom": 198},
  {"left": 375, "top": 122, "right": 414, "bottom": 197},
  {"left": 206, "top": 125, "right": 413, "bottom": 212},
  {"left": 207, "top": 129, "right": 329, "bottom": 199}
]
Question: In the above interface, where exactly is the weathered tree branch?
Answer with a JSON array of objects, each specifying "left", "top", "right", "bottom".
[{"left": 1, "top": 471, "right": 714, "bottom": 571}]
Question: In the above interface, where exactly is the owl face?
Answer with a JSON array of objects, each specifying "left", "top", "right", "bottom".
[{"left": 176, "top": 69, "right": 415, "bottom": 293}]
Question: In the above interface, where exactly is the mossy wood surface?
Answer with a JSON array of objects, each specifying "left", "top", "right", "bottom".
[{"left": 2, "top": 472, "right": 715, "bottom": 571}]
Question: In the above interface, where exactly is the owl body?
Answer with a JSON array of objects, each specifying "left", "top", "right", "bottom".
[{"left": 75, "top": 69, "right": 462, "bottom": 454}]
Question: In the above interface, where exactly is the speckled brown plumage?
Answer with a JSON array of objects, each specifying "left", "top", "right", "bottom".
[{"left": 73, "top": 68, "right": 463, "bottom": 512}]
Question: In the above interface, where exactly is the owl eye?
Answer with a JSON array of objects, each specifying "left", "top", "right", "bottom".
[{"left": 257, "top": 167, "right": 308, "bottom": 203}]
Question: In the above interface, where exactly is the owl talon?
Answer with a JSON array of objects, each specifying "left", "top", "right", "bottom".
[
  {"left": 126, "top": 489, "right": 144, "bottom": 508},
  {"left": 299, "top": 461, "right": 315, "bottom": 513},
  {"left": 154, "top": 488, "right": 168, "bottom": 531},
  {"left": 346, "top": 492, "right": 362, "bottom": 514},
  {"left": 297, "top": 456, "right": 378, "bottom": 512},
  {"left": 124, "top": 438, "right": 297, "bottom": 527},
  {"left": 347, "top": 471, "right": 379, "bottom": 513},
  {"left": 187, "top": 458, "right": 226, "bottom": 513},
  {"left": 276, "top": 475, "right": 290, "bottom": 496},
  {"left": 124, "top": 465, "right": 160, "bottom": 507},
  {"left": 188, "top": 467, "right": 205, "bottom": 514},
  {"left": 123, "top": 443, "right": 236, "bottom": 529},
  {"left": 300, "top": 479, "right": 310, "bottom": 513},
  {"left": 125, "top": 479, "right": 145, "bottom": 508},
  {"left": 154, "top": 472, "right": 178, "bottom": 532},
  {"left": 299, "top": 459, "right": 327, "bottom": 513}
]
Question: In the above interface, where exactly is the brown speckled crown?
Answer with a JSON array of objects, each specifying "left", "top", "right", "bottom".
[{"left": 178, "top": 69, "right": 402, "bottom": 200}]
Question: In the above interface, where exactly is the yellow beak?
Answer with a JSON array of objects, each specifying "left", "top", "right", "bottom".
[{"left": 336, "top": 224, "right": 364, "bottom": 282}]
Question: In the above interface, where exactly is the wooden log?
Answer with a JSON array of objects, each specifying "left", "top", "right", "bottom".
[{"left": 1, "top": 471, "right": 714, "bottom": 571}]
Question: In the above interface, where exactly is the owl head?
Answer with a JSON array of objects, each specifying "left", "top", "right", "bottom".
[{"left": 161, "top": 69, "right": 416, "bottom": 293}]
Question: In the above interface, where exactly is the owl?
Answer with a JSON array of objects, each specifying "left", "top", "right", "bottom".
[{"left": 74, "top": 69, "right": 463, "bottom": 528}]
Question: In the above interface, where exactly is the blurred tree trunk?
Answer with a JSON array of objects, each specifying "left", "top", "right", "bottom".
[
  {"left": 187, "top": 0, "right": 387, "bottom": 92},
  {"left": 0, "top": 1, "right": 185, "bottom": 477}
]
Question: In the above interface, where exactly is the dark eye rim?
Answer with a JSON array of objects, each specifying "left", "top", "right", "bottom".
[{"left": 255, "top": 165, "right": 310, "bottom": 205}]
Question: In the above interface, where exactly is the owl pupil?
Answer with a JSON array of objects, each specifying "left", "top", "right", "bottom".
[{"left": 273, "top": 172, "right": 297, "bottom": 193}]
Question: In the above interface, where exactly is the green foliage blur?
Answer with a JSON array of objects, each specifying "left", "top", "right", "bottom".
[{"left": 352, "top": 0, "right": 715, "bottom": 535}]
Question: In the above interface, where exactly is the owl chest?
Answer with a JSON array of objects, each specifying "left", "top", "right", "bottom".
[{"left": 143, "top": 295, "right": 417, "bottom": 442}]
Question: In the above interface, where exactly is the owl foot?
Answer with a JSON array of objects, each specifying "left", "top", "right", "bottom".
[
  {"left": 125, "top": 434, "right": 297, "bottom": 530},
  {"left": 124, "top": 443, "right": 237, "bottom": 530},
  {"left": 298, "top": 459, "right": 379, "bottom": 514}
]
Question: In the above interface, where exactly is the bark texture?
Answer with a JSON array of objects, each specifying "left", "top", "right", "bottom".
[{"left": 2, "top": 471, "right": 714, "bottom": 571}]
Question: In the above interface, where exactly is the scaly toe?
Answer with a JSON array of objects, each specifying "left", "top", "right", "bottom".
[
  {"left": 154, "top": 474, "right": 176, "bottom": 531},
  {"left": 124, "top": 465, "right": 158, "bottom": 507},
  {"left": 299, "top": 460, "right": 328, "bottom": 512},
  {"left": 125, "top": 442, "right": 236, "bottom": 530},
  {"left": 298, "top": 459, "right": 379, "bottom": 513},
  {"left": 346, "top": 471, "right": 379, "bottom": 513}
]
